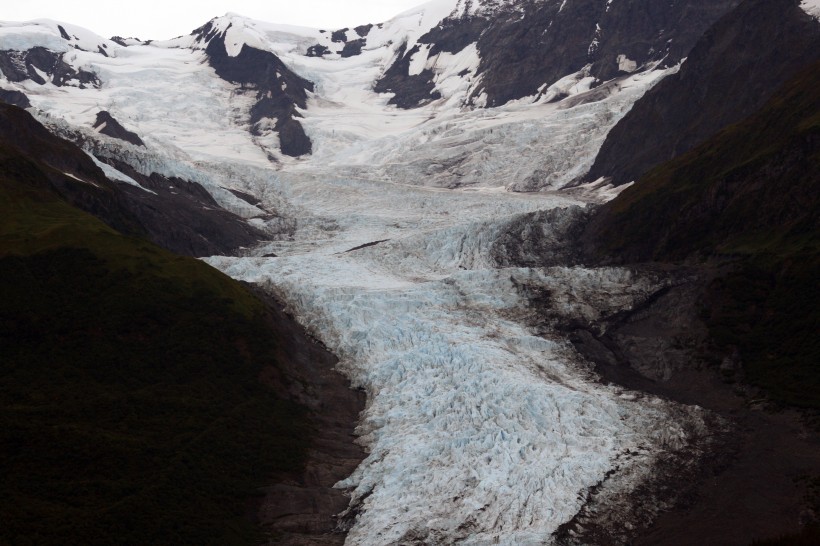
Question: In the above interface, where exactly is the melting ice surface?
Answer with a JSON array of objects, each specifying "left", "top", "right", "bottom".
[
  {"left": 206, "top": 175, "right": 706, "bottom": 544},
  {"left": 2, "top": 13, "right": 707, "bottom": 544}
]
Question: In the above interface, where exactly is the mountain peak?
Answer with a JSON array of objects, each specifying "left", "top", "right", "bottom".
[{"left": 0, "top": 19, "right": 119, "bottom": 56}]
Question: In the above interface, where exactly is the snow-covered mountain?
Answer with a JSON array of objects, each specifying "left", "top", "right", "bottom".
[
  {"left": 0, "top": 0, "right": 739, "bottom": 192},
  {"left": 2, "top": 1, "right": 818, "bottom": 544},
  {"left": 588, "top": 0, "right": 820, "bottom": 186}
]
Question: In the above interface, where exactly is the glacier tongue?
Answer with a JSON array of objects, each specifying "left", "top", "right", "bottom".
[{"left": 205, "top": 173, "right": 707, "bottom": 544}]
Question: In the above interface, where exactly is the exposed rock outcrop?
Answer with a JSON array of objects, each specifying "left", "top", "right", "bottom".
[
  {"left": 587, "top": 0, "right": 820, "bottom": 186},
  {"left": 0, "top": 47, "right": 100, "bottom": 88},
  {"left": 340, "top": 39, "right": 366, "bottom": 58},
  {"left": 581, "top": 57, "right": 820, "bottom": 264},
  {"left": 373, "top": 42, "right": 442, "bottom": 108},
  {"left": 307, "top": 44, "right": 330, "bottom": 57},
  {"left": 0, "top": 89, "right": 30, "bottom": 108},
  {"left": 0, "top": 103, "right": 268, "bottom": 257},
  {"left": 194, "top": 21, "right": 315, "bottom": 157},
  {"left": 96, "top": 157, "right": 271, "bottom": 257},
  {"left": 92, "top": 111, "right": 145, "bottom": 147},
  {"left": 375, "top": 0, "right": 738, "bottom": 108}
]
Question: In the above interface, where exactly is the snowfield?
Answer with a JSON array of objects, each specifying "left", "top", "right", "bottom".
[{"left": 2, "top": 7, "right": 712, "bottom": 543}]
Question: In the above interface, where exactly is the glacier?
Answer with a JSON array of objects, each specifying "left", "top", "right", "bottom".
[
  {"left": 1, "top": 4, "right": 715, "bottom": 543},
  {"left": 204, "top": 172, "right": 710, "bottom": 544}
]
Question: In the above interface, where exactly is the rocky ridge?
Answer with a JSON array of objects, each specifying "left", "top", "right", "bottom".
[
  {"left": 587, "top": 0, "right": 820, "bottom": 186},
  {"left": 192, "top": 20, "right": 316, "bottom": 158},
  {"left": 377, "top": 0, "right": 739, "bottom": 108}
]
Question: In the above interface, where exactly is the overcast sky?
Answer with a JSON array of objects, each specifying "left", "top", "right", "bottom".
[{"left": 4, "top": 0, "right": 426, "bottom": 40}]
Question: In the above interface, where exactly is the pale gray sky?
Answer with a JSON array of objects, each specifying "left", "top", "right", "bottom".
[{"left": 4, "top": 0, "right": 426, "bottom": 40}]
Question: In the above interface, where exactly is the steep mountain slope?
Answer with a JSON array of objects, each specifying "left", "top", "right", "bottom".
[
  {"left": 561, "top": 55, "right": 820, "bottom": 546},
  {"left": 0, "top": 102, "right": 365, "bottom": 545},
  {"left": 0, "top": 98, "right": 269, "bottom": 257},
  {"left": 191, "top": 19, "right": 316, "bottom": 157},
  {"left": 378, "top": 0, "right": 738, "bottom": 108},
  {"left": 587, "top": 0, "right": 820, "bottom": 186},
  {"left": 582, "top": 58, "right": 820, "bottom": 407},
  {"left": 0, "top": 107, "right": 304, "bottom": 545}
]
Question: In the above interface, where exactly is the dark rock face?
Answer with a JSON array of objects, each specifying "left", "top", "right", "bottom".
[
  {"left": 587, "top": 0, "right": 820, "bottom": 186},
  {"left": 336, "top": 24, "right": 375, "bottom": 58},
  {"left": 341, "top": 39, "right": 366, "bottom": 58},
  {"left": 470, "top": 0, "right": 597, "bottom": 106},
  {"left": 473, "top": 0, "right": 738, "bottom": 106},
  {"left": 354, "top": 24, "right": 374, "bottom": 38},
  {"left": 375, "top": 0, "right": 737, "bottom": 109},
  {"left": 309, "top": 24, "right": 374, "bottom": 59},
  {"left": 0, "top": 104, "right": 143, "bottom": 237},
  {"left": 57, "top": 25, "right": 71, "bottom": 40},
  {"left": 0, "top": 103, "right": 268, "bottom": 257},
  {"left": 586, "top": 0, "right": 741, "bottom": 83},
  {"left": 93, "top": 111, "right": 145, "bottom": 147},
  {"left": 331, "top": 28, "right": 349, "bottom": 43},
  {"left": 94, "top": 157, "right": 271, "bottom": 257},
  {"left": 373, "top": 43, "right": 442, "bottom": 108},
  {"left": 372, "top": 15, "right": 482, "bottom": 108},
  {"left": 306, "top": 44, "right": 330, "bottom": 57},
  {"left": 579, "top": 56, "right": 820, "bottom": 271},
  {"left": 422, "top": 16, "right": 487, "bottom": 57},
  {"left": 110, "top": 36, "right": 146, "bottom": 47},
  {"left": 194, "top": 22, "right": 315, "bottom": 157},
  {"left": 491, "top": 206, "right": 590, "bottom": 268},
  {"left": 0, "top": 47, "right": 100, "bottom": 88},
  {"left": 0, "top": 89, "right": 30, "bottom": 108},
  {"left": 249, "top": 285, "right": 366, "bottom": 544}
]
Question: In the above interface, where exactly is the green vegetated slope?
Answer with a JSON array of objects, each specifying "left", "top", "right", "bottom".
[
  {"left": 0, "top": 114, "right": 310, "bottom": 545},
  {"left": 584, "top": 59, "right": 820, "bottom": 408}
]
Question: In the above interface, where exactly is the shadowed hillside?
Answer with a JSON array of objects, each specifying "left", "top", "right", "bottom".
[
  {"left": 0, "top": 105, "right": 335, "bottom": 545},
  {"left": 583, "top": 59, "right": 820, "bottom": 408}
]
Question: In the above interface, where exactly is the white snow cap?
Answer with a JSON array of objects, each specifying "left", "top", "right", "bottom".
[
  {"left": 0, "top": 19, "right": 119, "bottom": 55},
  {"left": 801, "top": 0, "right": 820, "bottom": 19}
]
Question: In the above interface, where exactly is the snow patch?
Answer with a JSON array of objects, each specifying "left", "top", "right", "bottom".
[
  {"left": 541, "top": 67, "right": 596, "bottom": 102},
  {"left": 0, "top": 19, "right": 118, "bottom": 56},
  {"left": 617, "top": 54, "right": 638, "bottom": 72},
  {"left": 801, "top": 0, "right": 820, "bottom": 18},
  {"left": 563, "top": 176, "right": 633, "bottom": 202},
  {"left": 429, "top": 42, "right": 481, "bottom": 102},
  {"left": 61, "top": 171, "right": 99, "bottom": 187},
  {"left": 588, "top": 23, "right": 602, "bottom": 56},
  {"left": 87, "top": 152, "right": 157, "bottom": 194},
  {"left": 408, "top": 43, "right": 432, "bottom": 76}
]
